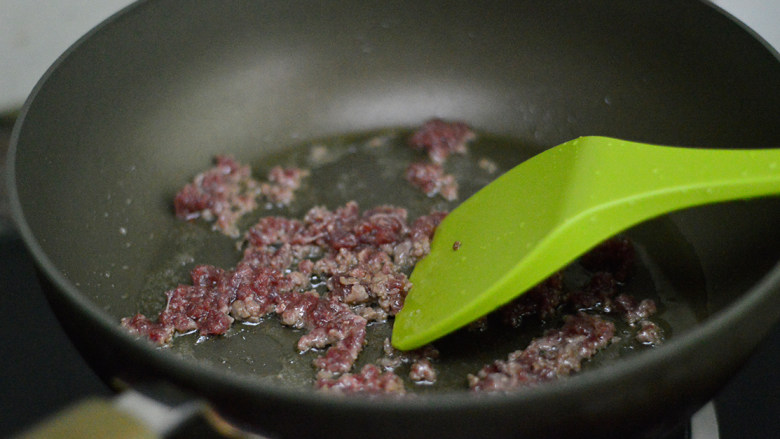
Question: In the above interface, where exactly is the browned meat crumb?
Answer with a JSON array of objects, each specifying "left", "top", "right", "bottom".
[
  {"left": 173, "top": 157, "right": 309, "bottom": 237},
  {"left": 325, "top": 250, "right": 412, "bottom": 316},
  {"left": 468, "top": 313, "right": 616, "bottom": 392},
  {"left": 132, "top": 122, "right": 667, "bottom": 395},
  {"left": 391, "top": 212, "right": 447, "bottom": 269},
  {"left": 409, "top": 359, "right": 437, "bottom": 383},
  {"left": 635, "top": 320, "right": 664, "bottom": 345},
  {"left": 316, "top": 364, "right": 406, "bottom": 395},
  {"left": 489, "top": 239, "right": 641, "bottom": 332},
  {"left": 405, "top": 162, "right": 459, "bottom": 201},
  {"left": 123, "top": 202, "right": 445, "bottom": 377},
  {"left": 228, "top": 256, "right": 308, "bottom": 323},
  {"left": 292, "top": 296, "right": 368, "bottom": 377},
  {"left": 158, "top": 266, "right": 235, "bottom": 336},
  {"left": 352, "top": 304, "right": 389, "bottom": 323},
  {"left": 173, "top": 155, "right": 260, "bottom": 237},
  {"left": 466, "top": 233, "right": 660, "bottom": 393},
  {"left": 408, "top": 118, "right": 475, "bottom": 164},
  {"left": 260, "top": 166, "right": 309, "bottom": 206},
  {"left": 120, "top": 314, "right": 174, "bottom": 345},
  {"left": 164, "top": 265, "right": 235, "bottom": 334},
  {"left": 613, "top": 294, "right": 658, "bottom": 325},
  {"left": 377, "top": 338, "right": 439, "bottom": 384},
  {"left": 378, "top": 337, "right": 438, "bottom": 365},
  {"left": 123, "top": 265, "right": 238, "bottom": 344}
]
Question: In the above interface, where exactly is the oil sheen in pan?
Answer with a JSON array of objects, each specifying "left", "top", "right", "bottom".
[{"left": 129, "top": 128, "right": 708, "bottom": 392}]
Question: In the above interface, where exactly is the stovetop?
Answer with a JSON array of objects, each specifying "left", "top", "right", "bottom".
[{"left": 1, "top": 119, "right": 778, "bottom": 438}]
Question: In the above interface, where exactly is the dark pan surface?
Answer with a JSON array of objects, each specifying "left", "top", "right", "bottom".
[{"left": 8, "top": 1, "right": 780, "bottom": 437}]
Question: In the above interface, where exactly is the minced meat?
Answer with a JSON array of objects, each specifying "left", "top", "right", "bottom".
[
  {"left": 468, "top": 313, "right": 616, "bottom": 392},
  {"left": 405, "top": 161, "right": 459, "bottom": 201},
  {"left": 409, "top": 359, "right": 438, "bottom": 383},
  {"left": 316, "top": 364, "right": 406, "bottom": 395},
  {"left": 408, "top": 118, "right": 474, "bottom": 164},
  {"left": 405, "top": 119, "right": 473, "bottom": 199},
  {"left": 260, "top": 166, "right": 309, "bottom": 206},
  {"left": 635, "top": 320, "right": 664, "bottom": 345},
  {"left": 173, "top": 155, "right": 260, "bottom": 237},
  {"left": 126, "top": 120, "right": 666, "bottom": 395},
  {"left": 377, "top": 338, "right": 440, "bottom": 384},
  {"left": 174, "top": 157, "right": 308, "bottom": 237},
  {"left": 123, "top": 201, "right": 445, "bottom": 378},
  {"left": 498, "top": 237, "right": 660, "bottom": 329}
]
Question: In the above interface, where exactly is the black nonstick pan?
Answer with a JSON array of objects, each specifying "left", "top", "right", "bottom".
[{"left": 8, "top": 1, "right": 780, "bottom": 438}]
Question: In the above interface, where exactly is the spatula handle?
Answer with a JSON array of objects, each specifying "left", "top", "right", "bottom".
[{"left": 604, "top": 139, "right": 780, "bottom": 207}]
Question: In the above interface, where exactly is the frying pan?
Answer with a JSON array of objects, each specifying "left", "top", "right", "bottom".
[{"left": 7, "top": 0, "right": 780, "bottom": 438}]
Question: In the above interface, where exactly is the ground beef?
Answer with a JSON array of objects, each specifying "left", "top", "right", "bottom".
[
  {"left": 127, "top": 199, "right": 662, "bottom": 392},
  {"left": 613, "top": 294, "right": 658, "bottom": 325},
  {"left": 174, "top": 157, "right": 308, "bottom": 237},
  {"left": 377, "top": 338, "right": 440, "bottom": 384},
  {"left": 158, "top": 269, "right": 235, "bottom": 336},
  {"left": 173, "top": 155, "right": 260, "bottom": 237},
  {"left": 129, "top": 121, "right": 666, "bottom": 395},
  {"left": 316, "top": 364, "right": 406, "bottom": 395},
  {"left": 498, "top": 260, "right": 641, "bottom": 330},
  {"left": 260, "top": 166, "right": 309, "bottom": 206},
  {"left": 408, "top": 118, "right": 475, "bottom": 164},
  {"left": 300, "top": 203, "right": 414, "bottom": 252},
  {"left": 228, "top": 261, "right": 307, "bottom": 323},
  {"left": 391, "top": 212, "right": 447, "bottom": 269},
  {"left": 127, "top": 198, "right": 663, "bottom": 393},
  {"left": 495, "top": 238, "right": 662, "bottom": 335},
  {"left": 405, "top": 162, "right": 459, "bottom": 201},
  {"left": 322, "top": 247, "right": 412, "bottom": 316},
  {"left": 281, "top": 293, "right": 368, "bottom": 377},
  {"left": 635, "top": 320, "right": 664, "bottom": 345},
  {"left": 120, "top": 314, "right": 174, "bottom": 345},
  {"left": 409, "top": 359, "right": 437, "bottom": 383},
  {"left": 405, "top": 119, "right": 473, "bottom": 199},
  {"left": 465, "top": 235, "right": 663, "bottom": 392},
  {"left": 124, "top": 201, "right": 444, "bottom": 384},
  {"left": 468, "top": 313, "right": 616, "bottom": 392}
]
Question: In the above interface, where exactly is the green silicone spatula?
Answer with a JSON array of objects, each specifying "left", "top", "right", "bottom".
[{"left": 392, "top": 136, "right": 780, "bottom": 350}]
